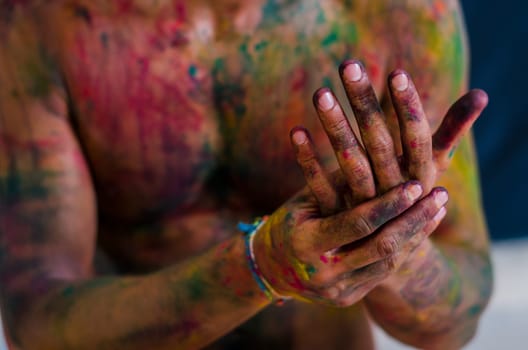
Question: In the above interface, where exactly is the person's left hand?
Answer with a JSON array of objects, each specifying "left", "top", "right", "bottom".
[{"left": 290, "top": 60, "right": 488, "bottom": 215}]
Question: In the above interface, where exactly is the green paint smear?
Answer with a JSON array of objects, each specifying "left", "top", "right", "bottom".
[
  {"left": 61, "top": 286, "right": 75, "bottom": 297},
  {"left": 0, "top": 169, "right": 58, "bottom": 204},
  {"left": 60, "top": 278, "right": 118, "bottom": 298},
  {"left": 261, "top": 0, "right": 284, "bottom": 25},
  {"left": 451, "top": 137, "right": 481, "bottom": 200},
  {"left": 25, "top": 60, "right": 52, "bottom": 97},
  {"left": 188, "top": 64, "right": 197, "bottom": 78},
  {"left": 321, "top": 30, "right": 338, "bottom": 47},
  {"left": 238, "top": 41, "right": 252, "bottom": 63},
  {"left": 448, "top": 146, "right": 457, "bottom": 159},
  {"left": 445, "top": 259, "right": 463, "bottom": 308},
  {"left": 23, "top": 45, "right": 57, "bottom": 98},
  {"left": 305, "top": 265, "right": 317, "bottom": 276},
  {"left": 321, "top": 22, "right": 358, "bottom": 48},
  {"left": 321, "top": 76, "right": 333, "bottom": 89},
  {"left": 342, "top": 22, "right": 358, "bottom": 45},
  {"left": 451, "top": 30, "right": 465, "bottom": 94},
  {"left": 254, "top": 40, "right": 269, "bottom": 52},
  {"left": 316, "top": 4, "right": 326, "bottom": 24},
  {"left": 467, "top": 304, "right": 483, "bottom": 317},
  {"left": 187, "top": 272, "right": 206, "bottom": 301}
]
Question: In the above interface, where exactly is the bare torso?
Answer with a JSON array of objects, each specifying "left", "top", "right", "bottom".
[
  {"left": 32, "top": 0, "right": 393, "bottom": 347},
  {"left": 0, "top": 0, "right": 493, "bottom": 349}
]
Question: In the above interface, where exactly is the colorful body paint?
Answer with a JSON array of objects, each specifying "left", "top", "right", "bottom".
[{"left": 0, "top": 1, "right": 491, "bottom": 349}]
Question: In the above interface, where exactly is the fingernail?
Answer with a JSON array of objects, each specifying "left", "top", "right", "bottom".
[
  {"left": 344, "top": 63, "right": 362, "bottom": 82},
  {"left": 433, "top": 207, "right": 447, "bottom": 222},
  {"left": 292, "top": 130, "right": 307, "bottom": 144},
  {"left": 318, "top": 91, "right": 336, "bottom": 111},
  {"left": 435, "top": 190, "right": 449, "bottom": 207},
  {"left": 392, "top": 73, "right": 409, "bottom": 92},
  {"left": 405, "top": 183, "right": 423, "bottom": 201}
]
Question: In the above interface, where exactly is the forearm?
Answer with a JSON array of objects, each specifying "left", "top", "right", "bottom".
[
  {"left": 9, "top": 235, "right": 269, "bottom": 350},
  {"left": 364, "top": 238, "right": 492, "bottom": 349}
]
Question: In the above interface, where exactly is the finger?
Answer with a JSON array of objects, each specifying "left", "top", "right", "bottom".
[
  {"left": 388, "top": 70, "right": 435, "bottom": 193},
  {"left": 404, "top": 206, "right": 446, "bottom": 253},
  {"left": 320, "top": 200, "right": 448, "bottom": 305},
  {"left": 340, "top": 60, "right": 404, "bottom": 192},
  {"left": 321, "top": 274, "right": 382, "bottom": 307},
  {"left": 313, "top": 87, "right": 375, "bottom": 202},
  {"left": 316, "top": 181, "right": 423, "bottom": 252},
  {"left": 313, "top": 206, "right": 448, "bottom": 305},
  {"left": 335, "top": 187, "right": 448, "bottom": 270},
  {"left": 321, "top": 254, "right": 399, "bottom": 301},
  {"left": 290, "top": 126, "right": 339, "bottom": 215},
  {"left": 433, "top": 89, "right": 488, "bottom": 171},
  {"left": 337, "top": 278, "right": 381, "bottom": 307}
]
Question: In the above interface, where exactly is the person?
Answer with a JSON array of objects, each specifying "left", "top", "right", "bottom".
[{"left": 0, "top": 0, "right": 492, "bottom": 349}]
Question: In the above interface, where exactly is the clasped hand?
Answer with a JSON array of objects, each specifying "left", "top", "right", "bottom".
[{"left": 253, "top": 60, "right": 487, "bottom": 306}]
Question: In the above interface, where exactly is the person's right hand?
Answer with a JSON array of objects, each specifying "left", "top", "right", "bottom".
[{"left": 252, "top": 179, "right": 448, "bottom": 307}]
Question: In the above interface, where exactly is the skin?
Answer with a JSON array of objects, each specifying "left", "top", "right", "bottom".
[
  {"left": 288, "top": 60, "right": 489, "bottom": 348},
  {"left": 0, "top": 0, "right": 492, "bottom": 349}
]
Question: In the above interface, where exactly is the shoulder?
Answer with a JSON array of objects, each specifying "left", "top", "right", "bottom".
[{"left": 384, "top": 0, "right": 467, "bottom": 60}]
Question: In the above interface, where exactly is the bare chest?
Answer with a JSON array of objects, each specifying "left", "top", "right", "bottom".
[{"left": 54, "top": 0, "right": 388, "bottom": 221}]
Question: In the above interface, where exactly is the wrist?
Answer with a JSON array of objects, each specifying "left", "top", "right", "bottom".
[{"left": 240, "top": 216, "right": 291, "bottom": 304}]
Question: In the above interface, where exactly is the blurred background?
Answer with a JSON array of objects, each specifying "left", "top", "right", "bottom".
[
  {"left": 377, "top": 0, "right": 528, "bottom": 348},
  {"left": 465, "top": 0, "right": 528, "bottom": 241}
]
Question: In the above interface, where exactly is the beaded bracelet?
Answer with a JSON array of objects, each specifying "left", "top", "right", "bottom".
[{"left": 239, "top": 217, "right": 291, "bottom": 305}]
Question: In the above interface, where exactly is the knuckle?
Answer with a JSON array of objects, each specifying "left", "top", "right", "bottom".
[
  {"left": 346, "top": 161, "right": 371, "bottom": 184},
  {"left": 297, "top": 149, "right": 317, "bottom": 165},
  {"left": 403, "top": 94, "right": 423, "bottom": 116},
  {"left": 409, "top": 210, "right": 429, "bottom": 229},
  {"left": 353, "top": 89, "right": 379, "bottom": 112},
  {"left": 376, "top": 156, "right": 401, "bottom": 175},
  {"left": 408, "top": 138, "right": 432, "bottom": 158},
  {"left": 328, "top": 121, "right": 356, "bottom": 150},
  {"left": 335, "top": 279, "right": 349, "bottom": 291},
  {"left": 367, "top": 200, "right": 401, "bottom": 228},
  {"left": 368, "top": 138, "right": 393, "bottom": 157},
  {"left": 376, "top": 235, "right": 399, "bottom": 257},
  {"left": 321, "top": 286, "right": 341, "bottom": 302},
  {"left": 383, "top": 255, "right": 398, "bottom": 272},
  {"left": 413, "top": 135, "right": 431, "bottom": 149},
  {"left": 309, "top": 181, "right": 329, "bottom": 199},
  {"left": 403, "top": 207, "right": 431, "bottom": 234},
  {"left": 327, "top": 117, "right": 349, "bottom": 136},
  {"left": 301, "top": 161, "right": 320, "bottom": 180},
  {"left": 350, "top": 213, "right": 374, "bottom": 236}
]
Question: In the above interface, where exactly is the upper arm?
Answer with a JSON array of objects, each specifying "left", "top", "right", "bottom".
[
  {"left": 383, "top": 0, "right": 489, "bottom": 251},
  {"left": 0, "top": 11, "right": 97, "bottom": 336}
]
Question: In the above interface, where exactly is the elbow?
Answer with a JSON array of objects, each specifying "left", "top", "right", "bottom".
[
  {"left": 2, "top": 306, "right": 30, "bottom": 350},
  {"left": 409, "top": 289, "right": 492, "bottom": 350},
  {"left": 2, "top": 305, "right": 54, "bottom": 350},
  {"left": 420, "top": 250, "right": 494, "bottom": 349},
  {"left": 398, "top": 251, "right": 494, "bottom": 349},
  {"left": 2, "top": 303, "right": 38, "bottom": 350},
  {"left": 1, "top": 287, "right": 63, "bottom": 350}
]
